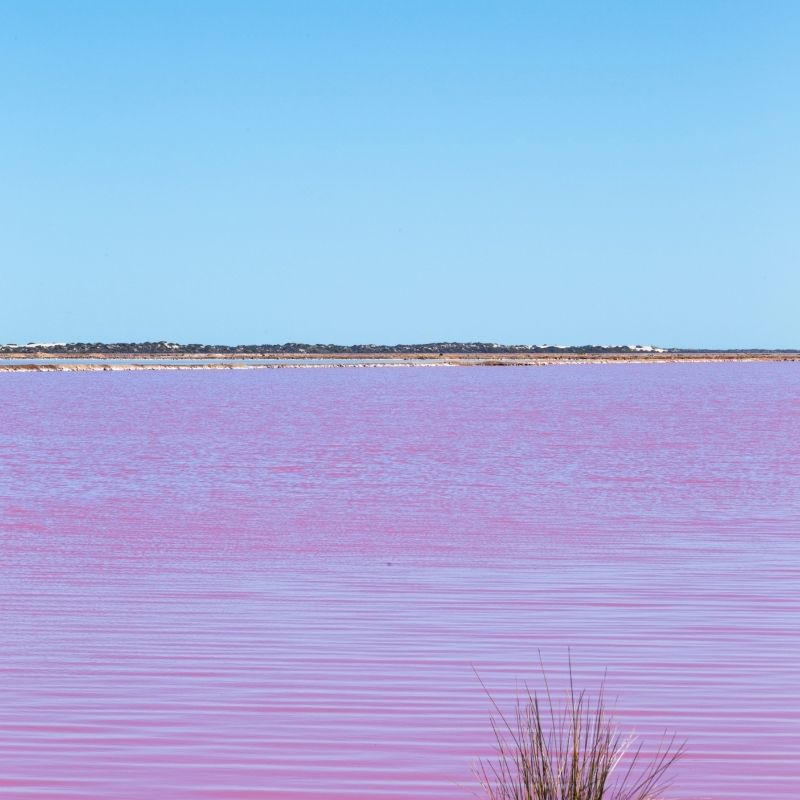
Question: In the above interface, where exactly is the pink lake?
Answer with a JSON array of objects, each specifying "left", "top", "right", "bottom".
[{"left": 1, "top": 364, "right": 798, "bottom": 799}]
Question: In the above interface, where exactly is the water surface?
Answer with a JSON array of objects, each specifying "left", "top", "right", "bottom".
[{"left": 1, "top": 364, "right": 798, "bottom": 798}]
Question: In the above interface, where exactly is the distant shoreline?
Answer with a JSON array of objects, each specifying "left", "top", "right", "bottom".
[{"left": 1, "top": 351, "right": 799, "bottom": 372}]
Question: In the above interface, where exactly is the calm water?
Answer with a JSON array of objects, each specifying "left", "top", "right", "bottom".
[{"left": 1, "top": 365, "right": 798, "bottom": 799}]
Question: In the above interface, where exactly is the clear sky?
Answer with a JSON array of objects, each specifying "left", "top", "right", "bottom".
[{"left": 1, "top": 2, "right": 798, "bottom": 347}]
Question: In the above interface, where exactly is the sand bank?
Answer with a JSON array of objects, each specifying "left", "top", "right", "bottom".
[{"left": 1, "top": 353, "right": 798, "bottom": 372}]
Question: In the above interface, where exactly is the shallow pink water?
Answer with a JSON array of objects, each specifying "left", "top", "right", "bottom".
[{"left": 1, "top": 364, "right": 798, "bottom": 799}]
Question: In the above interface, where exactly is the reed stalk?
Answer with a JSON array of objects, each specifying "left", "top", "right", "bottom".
[{"left": 474, "top": 661, "right": 684, "bottom": 800}]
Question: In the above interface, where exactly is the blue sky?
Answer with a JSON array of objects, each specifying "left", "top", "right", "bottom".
[{"left": 1, "top": 2, "right": 798, "bottom": 347}]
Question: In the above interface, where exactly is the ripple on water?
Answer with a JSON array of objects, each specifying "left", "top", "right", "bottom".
[{"left": 1, "top": 364, "right": 799, "bottom": 798}]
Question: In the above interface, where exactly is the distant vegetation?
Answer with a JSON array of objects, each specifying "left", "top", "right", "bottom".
[{"left": 0, "top": 341, "right": 670, "bottom": 355}]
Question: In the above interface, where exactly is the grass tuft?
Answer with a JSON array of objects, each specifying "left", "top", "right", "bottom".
[{"left": 474, "top": 658, "right": 684, "bottom": 800}]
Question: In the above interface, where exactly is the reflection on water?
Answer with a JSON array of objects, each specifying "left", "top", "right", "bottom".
[{"left": 1, "top": 365, "right": 798, "bottom": 799}]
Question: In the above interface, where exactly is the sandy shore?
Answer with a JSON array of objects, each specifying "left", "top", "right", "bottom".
[{"left": 1, "top": 352, "right": 798, "bottom": 372}]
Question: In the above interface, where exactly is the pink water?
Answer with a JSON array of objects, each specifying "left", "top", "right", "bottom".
[{"left": 1, "top": 364, "right": 798, "bottom": 799}]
